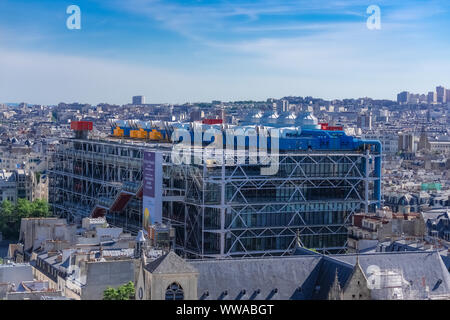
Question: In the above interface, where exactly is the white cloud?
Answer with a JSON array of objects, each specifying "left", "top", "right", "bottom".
[{"left": 2, "top": 42, "right": 450, "bottom": 106}]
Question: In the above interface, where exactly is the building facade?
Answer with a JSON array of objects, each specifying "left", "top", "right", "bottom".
[
  {"left": 0, "top": 169, "right": 37, "bottom": 203},
  {"left": 49, "top": 118, "right": 382, "bottom": 258}
]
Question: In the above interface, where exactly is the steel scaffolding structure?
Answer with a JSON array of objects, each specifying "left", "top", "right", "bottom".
[
  {"left": 49, "top": 137, "right": 381, "bottom": 259},
  {"left": 48, "top": 138, "right": 183, "bottom": 235},
  {"left": 178, "top": 148, "right": 380, "bottom": 258}
]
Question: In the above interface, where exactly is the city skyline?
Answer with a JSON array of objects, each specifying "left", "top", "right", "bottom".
[
  {"left": 1, "top": 0, "right": 450, "bottom": 105},
  {"left": 4, "top": 85, "right": 450, "bottom": 107}
]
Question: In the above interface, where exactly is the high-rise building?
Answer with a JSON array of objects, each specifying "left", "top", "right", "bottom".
[
  {"left": 132, "top": 96, "right": 146, "bottom": 105},
  {"left": 436, "top": 86, "right": 446, "bottom": 103},
  {"left": 427, "top": 91, "right": 437, "bottom": 104},
  {"left": 408, "top": 93, "right": 420, "bottom": 104},
  {"left": 397, "top": 91, "right": 410, "bottom": 104},
  {"left": 446, "top": 89, "right": 450, "bottom": 103}
]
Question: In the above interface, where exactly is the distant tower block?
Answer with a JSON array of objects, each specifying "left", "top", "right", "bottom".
[
  {"left": 132, "top": 96, "right": 146, "bottom": 105},
  {"left": 436, "top": 86, "right": 446, "bottom": 103},
  {"left": 71, "top": 121, "right": 93, "bottom": 139}
]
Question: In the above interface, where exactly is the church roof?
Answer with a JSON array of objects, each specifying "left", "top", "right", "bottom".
[
  {"left": 311, "top": 256, "right": 354, "bottom": 300},
  {"left": 144, "top": 251, "right": 198, "bottom": 275},
  {"left": 191, "top": 255, "right": 322, "bottom": 300},
  {"left": 190, "top": 250, "right": 450, "bottom": 300},
  {"left": 330, "top": 251, "right": 450, "bottom": 298}
]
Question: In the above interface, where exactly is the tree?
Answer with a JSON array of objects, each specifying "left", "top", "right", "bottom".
[
  {"left": 103, "top": 282, "right": 135, "bottom": 300},
  {"left": 0, "top": 199, "right": 50, "bottom": 240},
  {"left": 103, "top": 287, "right": 118, "bottom": 300},
  {"left": 15, "top": 198, "right": 33, "bottom": 218},
  {"left": 31, "top": 199, "right": 49, "bottom": 218},
  {"left": 117, "top": 281, "right": 135, "bottom": 300},
  {"left": 0, "top": 200, "right": 16, "bottom": 240},
  {"left": 0, "top": 200, "right": 14, "bottom": 222}
]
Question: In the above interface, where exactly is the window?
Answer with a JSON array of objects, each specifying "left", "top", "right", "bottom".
[{"left": 165, "top": 283, "right": 184, "bottom": 300}]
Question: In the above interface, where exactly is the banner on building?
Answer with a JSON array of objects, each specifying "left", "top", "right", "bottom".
[{"left": 143, "top": 151, "right": 163, "bottom": 229}]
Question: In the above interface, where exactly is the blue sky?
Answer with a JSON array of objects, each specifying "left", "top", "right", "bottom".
[{"left": 1, "top": 0, "right": 450, "bottom": 105}]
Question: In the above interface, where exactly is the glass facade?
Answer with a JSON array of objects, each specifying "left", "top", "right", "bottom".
[{"left": 180, "top": 152, "right": 378, "bottom": 258}]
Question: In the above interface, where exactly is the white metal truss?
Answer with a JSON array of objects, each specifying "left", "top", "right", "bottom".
[
  {"left": 49, "top": 139, "right": 381, "bottom": 259},
  {"left": 175, "top": 150, "right": 380, "bottom": 259}
]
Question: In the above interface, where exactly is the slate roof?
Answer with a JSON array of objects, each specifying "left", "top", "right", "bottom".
[
  {"left": 311, "top": 256, "right": 354, "bottom": 300},
  {"left": 330, "top": 251, "right": 450, "bottom": 299},
  {"left": 292, "top": 247, "right": 322, "bottom": 256},
  {"left": 189, "top": 251, "right": 450, "bottom": 300},
  {"left": 0, "top": 264, "right": 33, "bottom": 287},
  {"left": 422, "top": 210, "right": 449, "bottom": 222},
  {"left": 441, "top": 255, "right": 450, "bottom": 273},
  {"left": 60, "top": 256, "right": 71, "bottom": 269},
  {"left": 190, "top": 255, "right": 322, "bottom": 300},
  {"left": 145, "top": 251, "right": 198, "bottom": 274}
]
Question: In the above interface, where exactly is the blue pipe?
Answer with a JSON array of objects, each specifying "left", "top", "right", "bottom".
[{"left": 358, "top": 140, "right": 382, "bottom": 208}]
